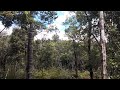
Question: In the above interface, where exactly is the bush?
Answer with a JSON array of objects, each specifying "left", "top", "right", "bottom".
[
  {"left": 78, "top": 71, "right": 89, "bottom": 79},
  {"left": 4, "top": 67, "right": 90, "bottom": 79},
  {"left": 33, "top": 67, "right": 73, "bottom": 79},
  {"left": 15, "top": 69, "right": 25, "bottom": 79},
  {"left": 33, "top": 68, "right": 90, "bottom": 79},
  {"left": 5, "top": 69, "right": 25, "bottom": 79}
]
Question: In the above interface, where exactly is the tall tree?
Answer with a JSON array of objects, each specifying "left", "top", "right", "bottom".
[
  {"left": 26, "top": 22, "right": 34, "bottom": 79},
  {"left": 8, "top": 28, "right": 27, "bottom": 79},
  {"left": 76, "top": 11, "right": 99, "bottom": 79},
  {"left": 99, "top": 11, "right": 108, "bottom": 79},
  {"left": 85, "top": 11, "right": 93, "bottom": 79},
  {"left": 63, "top": 15, "right": 81, "bottom": 78},
  {"left": 0, "top": 11, "right": 57, "bottom": 79}
]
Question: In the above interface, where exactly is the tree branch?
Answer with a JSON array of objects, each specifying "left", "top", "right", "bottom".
[
  {"left": 91, "top": 33, "right": 101, "bottom": 47},
  {"left": 85, "top": 11, "right": 101, "bottom": 51},
  {"left": 0, "top": 27, "right": 6, "bottom": 34}
]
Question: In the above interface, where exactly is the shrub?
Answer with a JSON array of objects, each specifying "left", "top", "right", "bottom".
[{"left": 33, "top": 68, "right": 72, "bottom": 79}]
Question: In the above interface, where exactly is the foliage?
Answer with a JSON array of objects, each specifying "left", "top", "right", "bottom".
[{"left": 0, "top": 11, "right": 120, "bottom": 79}]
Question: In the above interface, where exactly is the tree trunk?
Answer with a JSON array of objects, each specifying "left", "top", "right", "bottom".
[
  {"left": 85, "top": 11, "right": 93, "bottom": 79},
  {"left": 73, "top": 40, "right": 78, "bottom": 79},
  {"left": 3, "top": 55, "right": 6, "bottom": 79},
  {"left": 88, "top": 21, "right": 93, "bottom": 79},
  {"left": 26, "top": 23, "right": 34, "bottom": 79},
  {"left": 88, "top": 19, "right": 93, "bottom": 79},
  {"left": 99, "top": 11, "right": 108, "bottom": 79},
  {"left": 2, "top": 52, "right": 8, "bottom": 79}
]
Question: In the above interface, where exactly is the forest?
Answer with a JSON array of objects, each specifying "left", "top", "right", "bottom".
[{"left": 0, "top": 11, "right": 120, "bottom": 79}]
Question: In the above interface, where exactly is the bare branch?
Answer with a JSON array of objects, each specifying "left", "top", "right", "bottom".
[{"left": 0, "top": 27, "right": 6, "bottom": 34}]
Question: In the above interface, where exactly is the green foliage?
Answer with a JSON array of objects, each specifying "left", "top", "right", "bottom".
[
  {"left": 1, "top": 11, "right": 120, "bottom": 79},
  {"left": 33, "top": 68, "right": 71, "bottom": 79},
  {"left": 5, "top": 68, "right": 25, "bottom": 79},
  {"left": 33, "top": 68, "right": 90, "bottom": 79},
  {"left": 52, "top": 34, "right": 59, "bottom": 42},
  {"left": 79, "top": 71, "right": 90, "bottom": 79}
]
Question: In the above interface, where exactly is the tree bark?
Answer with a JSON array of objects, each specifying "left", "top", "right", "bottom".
[
  {"left": 3, "top": 54, "right": 7, "bottom": 79},
  {"left": 73, "top": 40, "right": 78, "bottom": 79},
  {"left": 88, "top": 19, "right": 93, "bottom": 79},
  {"left": 85, "top": 11, "right": 93, "bottom": 79},
  {"left": 99, "top": 11, "right": 108, "bottom": 79},
  {"left": 26, "top": 23, "right": 34, "bottom": 79}
]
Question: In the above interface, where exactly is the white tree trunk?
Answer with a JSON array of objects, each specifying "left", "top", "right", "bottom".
[{"left": 99, "top": 11, "right": 108, "bottom": 79}]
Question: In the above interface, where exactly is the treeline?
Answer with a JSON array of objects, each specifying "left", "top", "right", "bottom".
[{"left": 0, "top": 28, "right": 89, "bottom": 79}]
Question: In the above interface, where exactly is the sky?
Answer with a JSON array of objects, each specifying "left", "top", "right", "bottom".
[
  {"left": 0, "top": 22, "right": 13, "bottom": 35},
  {"left": 0, "top": 11, "right": 75, "bottom": 40},
  {"left": 35, "top": 11, "right": 75, "bottom": 40}
]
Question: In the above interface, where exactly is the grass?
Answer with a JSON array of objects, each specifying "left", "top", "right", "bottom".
[{"left": 33, "top": 67, "right": 90, "bottom": 79}]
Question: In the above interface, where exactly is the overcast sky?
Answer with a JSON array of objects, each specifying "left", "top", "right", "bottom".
[{"left": 0, "top": 11, "right": 75, "bottom": 40}]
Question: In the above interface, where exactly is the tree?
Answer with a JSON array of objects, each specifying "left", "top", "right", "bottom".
[
  {"left": 52, "top": 34, "right": 59, "bottom": 42},
  {"left": 0, "top": 11, "right": 57, "bottom": 79},
  {"left": 84, "top": 11, "right": 94, "bottom": 79},
  {"left": 63, "top": 15, "right": 82, "bottom": 78},
  {"left": 104, "top": 11, "right": 120, "bottom": 79},
  {"left": 99, "top": 11, "right": 108, "bottom": 79},
  {"left": 8, "top": 28, "right": 27, "bottom": 78},
  {"left": 22, "top": 11, "right": 57, "bottom": 79},
  {"left": 73, "top": 11, "right": 99, "bottom": 78},
  {"left": 26, "top": 22, "right": 34, "bottom": 79},
  {"left": 0, "top": 32, "right": 9, "bottom": 79}
]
